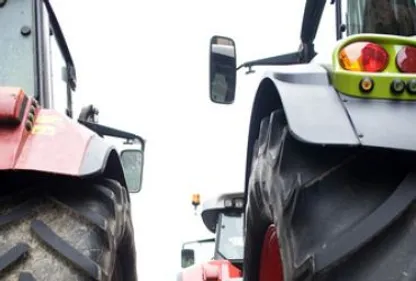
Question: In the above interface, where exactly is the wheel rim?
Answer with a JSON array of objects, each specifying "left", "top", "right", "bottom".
[{"left": 259, "top": 224, "right": 284, "bottom": 281}]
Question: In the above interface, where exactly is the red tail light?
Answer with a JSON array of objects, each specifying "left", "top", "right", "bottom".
[
  {"left": 339, "top": 42, "right": 389, "bottom": 72},
  {"left": 396, "top": 46, "right": 416, "bottom": 73},
  {"left": 361, "top": 43, "right": 389, "bottom": 72}
]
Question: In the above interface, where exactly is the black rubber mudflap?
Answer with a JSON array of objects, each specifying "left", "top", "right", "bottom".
[
  {"left": 245, "top": 109, "right": 416, "bottom": 281},
  {"left": 0, "top": 177, "right": 136, "bottom": 281}
]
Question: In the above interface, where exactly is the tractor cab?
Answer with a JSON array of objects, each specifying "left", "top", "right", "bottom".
[{"left": 180, "top": 192, "right": 244, "bottom": 270}]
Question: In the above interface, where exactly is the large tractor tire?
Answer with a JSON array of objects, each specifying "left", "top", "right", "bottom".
[
  {"left": 244, "top": 109, "right": 416, "bottom": 281},
  {"left": 0, "top": 175, "right": 137, "bottom": 281}
]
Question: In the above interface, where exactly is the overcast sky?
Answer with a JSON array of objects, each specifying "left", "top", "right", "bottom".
[{"left": 52, "top": 1, "right": 336, "bottom": 279}]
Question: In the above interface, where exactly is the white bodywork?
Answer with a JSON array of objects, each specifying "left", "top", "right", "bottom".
[{"left": 201, "top": 192, "right": 244, "bottom": 233}]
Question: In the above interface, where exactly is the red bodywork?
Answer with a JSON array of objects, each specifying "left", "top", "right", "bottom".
[
  {"left": 181, "top": 260, "right": 242, "bottom": 281},
  {"left": 0, "top": 87, "right": 96, "bottom": 175}
]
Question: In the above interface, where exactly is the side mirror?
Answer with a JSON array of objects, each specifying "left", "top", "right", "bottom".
[
  {"left": 181, "top": 249, "right": 195, "bottom": 268},
  {"left": 120, "top": 149, "right": 144, "bottom": 193},
  {"left": 209, "top": 35, "right": 237, "bottom": 104}
]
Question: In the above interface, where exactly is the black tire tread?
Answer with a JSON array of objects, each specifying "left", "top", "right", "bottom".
[
  {"left": 245, "top": 109, "right": 416, "bottom": 281},
  {"left": 19, "top": 272, "right": 36, "bottom": 281},
  {"left": 0, "top": 177, "right": 132, "bottom": 281}
]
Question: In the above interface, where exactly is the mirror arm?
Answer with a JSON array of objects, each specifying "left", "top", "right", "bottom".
[
  {"left": 236, "top": 51, "right": 303, "bottom": 71},
  {"left": 79, "top": 120, "right": 146, "bottom": 148},
  {"left": 181, "top": 238, "right": 215, "bottom": 249}
]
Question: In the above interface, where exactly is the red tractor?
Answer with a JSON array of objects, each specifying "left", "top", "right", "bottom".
[
  {"left": 178, "top": 192, "right": 244, "bottom": 281},
  {"left": 208, "top": 1, "right": 416, "bottom": 281},
  {"left": 0, "top": 1, "right": 144, "bottom": 280}
]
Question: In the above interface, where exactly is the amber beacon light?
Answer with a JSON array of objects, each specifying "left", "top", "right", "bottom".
[
  {"left": 192, "top": 193, "right": 200, "bottom": 207},
  {"left": 339, "top": 42, "right": 389, "bottom": 72}
]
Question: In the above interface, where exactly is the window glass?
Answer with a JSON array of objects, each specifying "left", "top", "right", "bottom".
[
  {"left": 182, "top": 240, "right": 215, "bottom": 266},
  {"left": 343, "top": 0, "right": 416, "bottom": 36},
  {"left": 0, "top": 1, "right": 35, "bottom": 97},
  {"left": 44, "top": 3, "right": 68, "bottom": 114},
  {"left": 217, "top": 213, "right": 244, "bottom": 260}
]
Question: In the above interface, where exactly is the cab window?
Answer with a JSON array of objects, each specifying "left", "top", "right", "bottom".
[
  {"left": 42, "top": 2, "right": 69, "bottom": 115},
  {"left": 343, "top": 0, "right": 416, "bottom": 36}
]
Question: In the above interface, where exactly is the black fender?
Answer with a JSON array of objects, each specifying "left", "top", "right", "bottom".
[
  {"left": 244, "top": 63, "right": 416, "bottom": 197},
  {"left": 79, "top": 134, "right": 128, "bottom": 191}
]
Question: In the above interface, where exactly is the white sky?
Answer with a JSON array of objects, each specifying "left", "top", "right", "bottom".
[{"left": 51, "top": 1, "right": 336, "bottom": 280}]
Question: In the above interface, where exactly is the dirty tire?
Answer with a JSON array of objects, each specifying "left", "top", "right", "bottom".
[
  {"left": 244, "top": 109, "right": 416, "bottom": 281},
  {"left": 0, "top": 176, "right": 136, "bottom": 281}
]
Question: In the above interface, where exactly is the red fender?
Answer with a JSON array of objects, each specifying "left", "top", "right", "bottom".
[
  {"left": 181, "top": 260, "right": 242, "bottom": 281},
  {"left": 0, "top": 87, "right": 122, "bottom": 179}
]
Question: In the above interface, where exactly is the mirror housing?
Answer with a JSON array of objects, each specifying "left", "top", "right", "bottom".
[
  {"left": 120, "top": 149, "right": 144, "bottom": 193},
  {"left": 209, "top": 35, "right": 237, "bottom": 104},
  {"left": 181, "top": 249, "right": 195, "bottom": 268}
]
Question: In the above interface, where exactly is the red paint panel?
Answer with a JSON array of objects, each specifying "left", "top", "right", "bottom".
[
  {"left": 203, "top": 263, "right": 220, "bottom": 280},
  {"left": 14, "top": 109, "right": 95, "bottom": 175},
  {"left": 259, "top": 225, "right": 284, "bottom": 281},
  {"left": 207, "top": 260, "right": 242, "bottom": 279},
  {"left": 0, "top": 87, "right": 96, "bottom": 175},
  {"left": 0, "top": 87, "right": 26, "bottom": 123},
  {"left": 0, "top": 106, "right": 95, "bottom": 175},
  {"left": 0, "top": 89, "right": 34, "bottom": 169},
  {"left": 181, "top": 260, "right": 242, "bottom": 281},
  {"left": 181, "top": 264, "right": 205, "bottom": 281}
]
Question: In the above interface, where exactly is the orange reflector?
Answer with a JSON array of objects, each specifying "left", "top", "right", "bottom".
[{"left": 339, "top": 49, "right": 362, "bottom": 71}]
